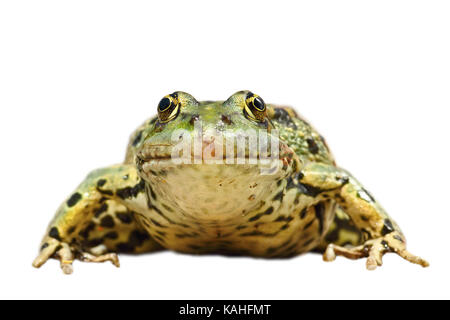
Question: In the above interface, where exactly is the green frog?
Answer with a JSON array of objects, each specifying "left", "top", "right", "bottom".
[{"left": 33, "top": 91, "right": 429, "bottom": 274}]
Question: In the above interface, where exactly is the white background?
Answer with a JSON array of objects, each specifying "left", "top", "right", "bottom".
[{"left": 1, "top": 1, "right": 449, "bottom": 299}]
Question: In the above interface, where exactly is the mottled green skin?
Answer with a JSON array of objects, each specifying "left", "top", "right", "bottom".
[{"left": 33, "top": 91, "right": 428, "bottom": 274}]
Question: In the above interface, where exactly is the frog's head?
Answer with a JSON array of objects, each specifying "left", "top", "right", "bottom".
[{"left": 135, "top": 91, "right": 299, "bottom": 221}]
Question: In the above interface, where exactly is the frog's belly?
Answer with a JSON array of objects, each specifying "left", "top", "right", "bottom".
[{"left": 136, "top": 199, "right": 336, "bottom": 258}]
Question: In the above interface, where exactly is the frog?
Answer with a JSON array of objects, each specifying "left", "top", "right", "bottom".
[{"left": 33, "top": 91, "right": 429, "bottom": 274}]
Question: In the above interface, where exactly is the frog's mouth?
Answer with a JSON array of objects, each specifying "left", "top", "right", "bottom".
[{"left": 136, "top": 138, "right": 298, "bottom": 172}]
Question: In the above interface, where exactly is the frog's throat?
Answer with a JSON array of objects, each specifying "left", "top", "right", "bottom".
[
  {"left": 139, "top": 161, "right": 296, "bottom": 222},
  {"left": 136, "top": 139, "right": 301, "bottom": 221}
]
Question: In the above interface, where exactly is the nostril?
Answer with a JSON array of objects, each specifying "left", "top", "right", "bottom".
[
  {"left": 221, "top": 115, "right": 233, "bottom": 125},
  {"left": 189, "top": 114, "right": 200, "bottom": 126}
]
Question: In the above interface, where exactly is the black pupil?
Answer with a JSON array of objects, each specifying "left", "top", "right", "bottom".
[
  {"left": 158, "top": 97, "right": 171, "bottom": 111},
  {"left": 253, "top": 96, "right": 265, "bottom": 111}
]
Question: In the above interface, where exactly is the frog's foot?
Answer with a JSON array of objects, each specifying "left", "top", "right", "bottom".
[
  {"left": 32, "top": 238, "right": 120, "bottom": 275},
  {"left": 323, "top": 232, "right": 429, "bottom": 270}
]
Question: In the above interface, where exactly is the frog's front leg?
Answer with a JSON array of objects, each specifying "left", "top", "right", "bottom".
[
  {"left": 32, "top": 164, "right": 162, "bottom": 274},
  {"left": 300, "top": 163, "right": 429, "bottom": 270}
]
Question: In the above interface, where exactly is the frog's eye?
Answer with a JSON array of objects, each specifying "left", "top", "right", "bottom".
[
  {"left": 157, "top": 93, "right": 180, "bottom": 123},
  {"left": 244, "top": 92, "right": 266, "bottom": 122}
]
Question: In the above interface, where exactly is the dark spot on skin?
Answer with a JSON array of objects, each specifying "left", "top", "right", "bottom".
[
  {"left": 49, "top": 227, "right": 61, "bottom": 241},
  {"left": 104, "top": 231, "right": 118, "bottom": 240},
  {"left": 236, "top": 225, "right": 246, "bottom": 230},
  {"left": 360, "top": 215, "right": 369, "bottom": 222},
  {"left": 189, "top": 114, "right": 200, "bottom": 126},
  {"left": 128, "top": 230, "right": 150, "bottom": 247},
  {"left": 67, "top": 226, "right": 76, "bottom": 235},
  {"left": 296, "top": 183, "right": 323, "bottom": 197},
  {"left": 381, "top": 240, "right": 391, "bottom": 251},
  {"left": 161, "top": 203, "right": 174, "bottom": 212},
  {"left": 306, "top": 138, "right": 319, "bottom": 154},
  {"left": 274, "top": 216, "right": 294, "bottom": 223},
  {"left": 283, "top": 173, "right": 299, "bottom": 188},
  {"left": 240, "top": 228, "right": 280, "bottom": 238},
  {"left": 116, "top": 243, "right": 134, "bottom": 253},
  {"left": 79, "top": 222, "right": 95, "bottom": 239},
  {"left": 314, "top": 202, "right": 326, "bottom": 235},
  {"left": 97, "top": 179, "right": 107, "bottom": 188},
  {"left": 150, "top": 218, "right": 167, "bottom": 228},
  {"left": 100, "top": 215, "right": 115, "bottom": 228},
  {"left": 272, "top": 190, "right": 284, "bottom": 202},
  {"left": 381, "top": 219, "right": 395, "bottom": 236},
  {"left": 86, "top": 238, "right": 103, "bottom": 247},
  {"left": 94, "top": 203, "right": 108, "bottom": 218},
  {"left": 303, "top": 219, "right": 315, "bottom": 231},
  {"left": 147, "top": 185, "right": 157, "bottom": 201},
  {"left": 248, "top": 213, "right": 264, "bottom": 222},
  {"left": 97, "top": 188, "right": 113, "bottom": 196},
  {"left": 116, "top": 179, "right": 145, "bottom": 199},
  {"left": 300, "top": 208, "right": 308, "bottom": 219},
  {"left": 336, "top": 176, "right": 350, "bottom": 185},
  {"left": 221, "top": 115, "right": 233, "bottom": 125},
  {"left": 361, "top": 229, "right": 371, "bottom": 242},
  {"left": 40, "top": 243, "right": 49, "bottom": 251},
  {"left": 262, "top": 206, "right": 275, "bottom": 216},
  {"left": 67, "top": 193, "right": 82, "bottom": 207},
  {"left": 141, "top": 219, "right": 150, "bottom": 228},
  {"left": 272, "top": 108, "right": 297, "bottom": 129},
  {"left": 149, "top": 204, "right": 164, "bottom": 218},
  {"left": 132, "top": 131, "right": 143, "bottom": 147},
  {"left": 116, "top": 212, "right": 133, "bottom": 224},
  {"left": 156, "top": 230, "right": 166, "bottom": 237}
]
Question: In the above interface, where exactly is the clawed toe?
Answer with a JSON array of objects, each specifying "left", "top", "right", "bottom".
[
  {"left": 323, "top": 232, "right": 429, "bottom": 270},
  {"left": 33, "top": 238, "right": 121, "bottom": 274},
  {"left": 79, "top": 252, "right": 120, "bottom": 267}
]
